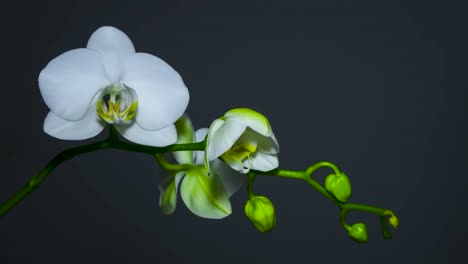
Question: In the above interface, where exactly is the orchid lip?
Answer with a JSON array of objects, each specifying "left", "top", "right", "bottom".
[{"left": 96, "top": 82, "right": 138, "bottom": 124}]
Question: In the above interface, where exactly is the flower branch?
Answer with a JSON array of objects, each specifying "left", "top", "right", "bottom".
[
  {"left": 1, "top": 26, "right": 399, "bottom": 244},
  {"left": 248, "top": 162, "right": 398, "bottom": 242},
  {"left": 0, "top": 127, "right": 205, "bottom": 218}
]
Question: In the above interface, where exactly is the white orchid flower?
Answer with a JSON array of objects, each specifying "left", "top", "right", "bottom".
[
  {"left": 38, "top": 26, "right": 189, "bottom": 146},
  {"left": 206, "top": 108, "right": 279, "bottom": 173},
  {"left": 159, "top": 117, "right": 243, "bottom": 219}
]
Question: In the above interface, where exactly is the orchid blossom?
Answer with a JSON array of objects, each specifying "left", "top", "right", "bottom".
[
  {"left": 159, "top": 117, "right": 243, "bottom": 219},
  {"left": 206, "top": 108, "right": 280, "bottom": 173},
  {"left": 39, "top": 26, "right": 189, "bottom": 146}
]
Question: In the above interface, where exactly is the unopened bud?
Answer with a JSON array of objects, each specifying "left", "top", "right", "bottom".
[
  {"left": 389, "top": 215, "right": 399, "bottom": 229},
  {"left": 348, "top": 223, "right": 368, "bottom": 243},
  {"left": 244, "top": 196, "right": 276, "bottom": 233},
  {"left": 325, "top": 172, "right": 351, "bottom": 202}
]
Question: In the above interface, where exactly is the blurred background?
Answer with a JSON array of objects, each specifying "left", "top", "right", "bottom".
[{"left": 1, "top": 0, "right": 467, "bottom": 263}]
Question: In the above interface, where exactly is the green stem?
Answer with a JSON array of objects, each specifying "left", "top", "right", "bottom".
[
  {"left": 340, "top": 210, "right": 351, "bottom": 231},
  {"left": 0, "top": 129, "right": 206, "bottom": 218},
  {"left": 246, "top": 172, "right": 257, "bottom": 200},
  {"left": 252, "top": 162, "right": 394, "bottom": 240},
  {"left": 108, "top": 125, "right": 120, "bottom": 143},
  {"left": 341, "top": 203, "right": 387, "bottom": 216},
  {"left": 153, "top": 154, "right": 192, "bottom": 172},
  {"left": 0, "top": 140, "right": 110, "bottom": 217},
  {"left": 380, "top": 215, "right": 393, "bottom": 240},
  {"left": 111, "top": 140, "right": 205, "bottom": 154},
  {"left": 0, "top": 129, "right": 396, "bottom": 241}
]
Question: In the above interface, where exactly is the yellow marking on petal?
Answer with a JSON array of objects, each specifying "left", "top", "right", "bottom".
[
  {"left": 96, "top": 83, "right": 138, "bottom": 124},
  {"left": 221, "top": 138, "right": 258, "bottom": 171}
]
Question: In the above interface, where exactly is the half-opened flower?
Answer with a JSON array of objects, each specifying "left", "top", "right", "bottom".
[
  {"left": 206, "top": 108, "right": 280, "bottom": 173},
  {"left": 159, "top": 119, "right": 243, "bottom": 219},
  {"left": 38, "top": 26, "right": 189, "bottom": 146}
]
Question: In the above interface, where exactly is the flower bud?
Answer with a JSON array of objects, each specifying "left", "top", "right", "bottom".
[
  {"left": 348, "top": 223, "right": 368, "bottom": 243},
  {"left": 389, "top": 214, "right": 399, "bottom": 229},
  {"left": 325, "top": 172, "right": 351, "bottom": 202},
  {"left": 244, "top": 196, "right": 276, "bottom": 233}
]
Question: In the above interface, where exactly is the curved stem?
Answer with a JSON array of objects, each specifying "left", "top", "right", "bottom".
[
  {"left": 305, "top": 161, "right": 340, "bottom": 176},
  {"left": 341, "top": 203, "right": 387, "bottom": 215},
  {"left": 0, "top": 133, "right": 397, "bottom": 241},
  {"left": 153, "top": 154, "right": 192, "bottom": 172},
  {"left": 0, "top": 130, "right": 206, "bottom": 218},
  {"left": 246, "top": 172, "right": 257, "bottom": 200},
  {"left": 0, "top": 140, "right": 110, "bottom": 217},
  {"left": 380, "top": 215, "right": 393, "bottom": 240},
  {"left": 303, "top": 176, "right": 339, "bottom": 204},
  {"left": 252, "top": 162, "right": 395, "bottom": 240},
  {"left": 340, "top": 210, "right": 351, "bottom": 231}
]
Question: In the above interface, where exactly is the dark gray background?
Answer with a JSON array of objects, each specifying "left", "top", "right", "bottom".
[{"left": 1, "top": 0, "right": 467, "bottom": 263}]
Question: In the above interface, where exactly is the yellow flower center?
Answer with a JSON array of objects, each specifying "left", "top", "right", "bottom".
[
  {"left": 97, "top": 83, "right": 138, "bottom": 124},
  {"left": 221, "top": 138, "right": 258, "bottom": 169}
]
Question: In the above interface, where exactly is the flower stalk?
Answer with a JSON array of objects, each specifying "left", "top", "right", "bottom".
[
  {"left": 0, "top": 126, "right": 397, "bottom": 241},
  {"left": 3, "top": 25, "right": 397, "bottom": 243},
  {"left": 0, "top": 127, "right": 203, "bottom": 218},
  {"left": 251, "top": 162, "right": 396, "bottom": 240}
]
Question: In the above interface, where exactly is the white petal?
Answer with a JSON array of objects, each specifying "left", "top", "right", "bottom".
[
  {"left": 195, "top": 128, "right": 209, "bottom": 143},
  {"left": 173, "top": 114, "right": 195, "bottom": 165},
  {"left": 248, "top": 152, "right": 279, "bottom": 172},
  {"left": 205, "top": 119, "right": 224, "bottom": 161},
  {"left": 158, "top": 172, "right": 185, "bottom": 215},
  {"left": 43, "top": 94, "right": 105, "bottom": 140},
  {"left": 194, "top": 128, "right": 209, "bottom": 165},
  {"left": 180, "top": 166, "right": 231, "bottom": 219},
  {"left": 206, "top": 119, "right": 247, "bottom": 161},
  {"left": 122, "top": 53, "right": 189, "bottom": 131},
  {"left": 43, "top": 112, "right": 105, "bottom": 140},
  {"left": 257, "top": 132, "right": 280, "bottom": 155},
  {"left": 115, "top": 123, "right": 177, "bottom": 147},
  {"left": 211, "top": 159, "right": 243, "bottom": 197},
  {"left": 225, "top": 108, "right": 272, "bottom": 137},
  {"left": 39, "top": 48, "right": 110, "bottom": 121},
  {"left": 87, "top": 26, "right": 136, "bottom": 82}
]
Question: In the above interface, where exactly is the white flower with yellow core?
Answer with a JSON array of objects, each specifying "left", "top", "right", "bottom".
[
  {"left": 206, "top": 108, "right": 279, "bottom": 174},
  {"left": 158, "top": 116, "right": 243, "bottom": 219},
  {"left": 38, "top": 26, "right": 189, "bottom": 146}
]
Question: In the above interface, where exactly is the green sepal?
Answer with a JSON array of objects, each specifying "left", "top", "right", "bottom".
[
  {"left": 174, "top": 114, "right": 195, "bottom": 165},
  {"left": 158, "top": 172, "right": 185, "bottom": 215}
]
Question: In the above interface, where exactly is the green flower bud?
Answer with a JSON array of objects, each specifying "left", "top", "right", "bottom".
[
  {"left": 348, "top": 223, "right": 368, "bottom": 243},
  {"left": 244, "top": 196, "right": 276, "bottom": 233},
  {"left": 389, "top": 214, "right": 399, "bottom": 229},
  {"left": 325, "top": 172, "right": 351, "bottom": 202}
]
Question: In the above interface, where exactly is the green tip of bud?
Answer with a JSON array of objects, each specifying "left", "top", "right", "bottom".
[
  {"left": 325, "top": 172, "right": 352, "bottom": 202},
  {"left": 244, "top": 196, "right": 276, "bottom": 233},
  {"left": 389, "top": 215, "right": 399, "bottom": 229},
  {"left": 348, "top": 223, "right": 368, "bottom": 243}
]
